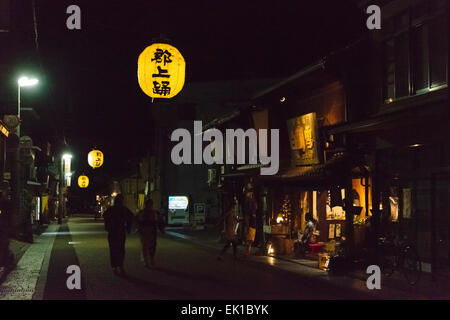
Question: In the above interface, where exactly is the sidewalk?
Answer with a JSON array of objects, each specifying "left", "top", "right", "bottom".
[
  {"left": 0, "top": 223, "right": 60, "bottom": 300},
  {"left": 165, "top": 226, "right": 449, "bottom": 299},
  {"left": 0, "top": 222, "right": 53, "bottom": 285}
]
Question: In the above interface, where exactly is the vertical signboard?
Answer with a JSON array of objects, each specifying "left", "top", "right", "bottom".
[{"left": 287, "top": 112, "right": 321, "bottom": 166}]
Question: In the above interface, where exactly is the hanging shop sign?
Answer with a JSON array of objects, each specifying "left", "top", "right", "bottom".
[
  {"left": 0, "top": 122, "right": 9, "bottom": 137},
  {"left": 137, "top": 43, "right": 186, "bottom": 99},
  {"left": 88, "top": 150, "right": 103, "bottom": 168},
  {"left": 287, "top": 112, "right": 321, "bottom": 166},
  {"left": 3, "top": 115, "right": 19, "bottom": 130},
  {"left": 78, "top": 175, "right": 89, "bottom": 188}
]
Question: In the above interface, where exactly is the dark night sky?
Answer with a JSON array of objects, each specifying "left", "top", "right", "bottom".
[{"left": 10, "top": 0, "right": 365, "bottom": 192}]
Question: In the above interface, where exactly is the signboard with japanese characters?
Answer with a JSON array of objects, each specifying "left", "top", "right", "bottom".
[
  {"left": 88, "top": 149, "right": 104, "bottom": 168},
  {"left": 78, "top": 175, "right": 89, "bottom": 188},
  {"left": 0, "top": 122, "right": 9, "bottom": 137},
  {"left": 138, "top": 43, "right": 185, "bottom": 99},
  {"left": 287, "top": 112, "right": 321, "bottom": 166}
]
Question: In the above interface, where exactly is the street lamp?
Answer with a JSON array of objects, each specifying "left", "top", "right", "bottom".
[
  {"left": 13, "top": 76, "right": 39, "bottom": 241},
  {"left": 59, "top": 153, "right": 72, "bottom": 224},
  {"left": 17, "top": 76, "right": 39, "bottom": 136}
]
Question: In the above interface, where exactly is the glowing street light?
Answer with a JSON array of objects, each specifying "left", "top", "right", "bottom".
[
  {"left": 18, "top": 76, "right": 39, "bottom": 87},
  {"left": 62, "top": 153, "right": 73, "bottom": 161},
  {"left": 59, "top": 152, "right": 72, "bottom": 223},
  {"left": 12, "top": 76, "right": 39, "bottom": 240},
  {"left": 17, "top": 76, "right": 39, "bottom": 137}
]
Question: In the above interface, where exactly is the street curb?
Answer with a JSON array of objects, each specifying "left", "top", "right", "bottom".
[{"left": 32, "top": 223, "right": 61, "bottom": 300}]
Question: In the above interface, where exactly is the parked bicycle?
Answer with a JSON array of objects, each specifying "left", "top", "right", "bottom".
[{"left": 377, "top": 234, "right": 422, "bottom": 286}]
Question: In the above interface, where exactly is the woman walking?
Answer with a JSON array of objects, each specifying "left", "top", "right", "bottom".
[
  {"left": 136, "top": 199, "right": 165, "bottom": 268},
  {"left": 103, "top": 194, "right": 134, "bottom": 276},
  {"left": 217, "top": 202, "right": 240, "bottom": 261}
]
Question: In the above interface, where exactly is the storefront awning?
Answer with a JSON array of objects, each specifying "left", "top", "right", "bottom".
[
  {"left": 257, "top": 154, "right": 367, "bottom": 188},
  {"left": 270, "top": 154, "right": 346, "bottom": 177},
  {"left": 202, "top": 109, "right": 241, "bottom": 131},
  {"left": 327, "top": 87, "right": 448, "bottom": 135}
]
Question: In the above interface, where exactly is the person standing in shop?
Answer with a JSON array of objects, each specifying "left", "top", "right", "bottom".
[{"left": 243, "top": 186, "right": 258, "bottom": 256}]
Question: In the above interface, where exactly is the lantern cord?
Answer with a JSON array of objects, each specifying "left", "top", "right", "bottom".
[{"left": 151, "top": 98, "right": 154, "bottom": 103}]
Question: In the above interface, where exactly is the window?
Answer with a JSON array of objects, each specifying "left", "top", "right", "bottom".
[
  {"left": 429, "top": 16, "right": 448, "bottom": 87},
  {"left": 412, "top": 24, "right": 429, "bottom": 92},
  {"left": 394, "top": 32, "right": 410, "bottom": 97},
  {"left": 382, "top": 2, "right": 448, "bottom": 104},
  {"left": 382, "top": 10, "right": 411, "bottom": 102}
]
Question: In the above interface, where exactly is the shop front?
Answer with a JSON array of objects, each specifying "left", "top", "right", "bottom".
[{"left": 259, "top": 152, "right": 373, "bottom": 270}]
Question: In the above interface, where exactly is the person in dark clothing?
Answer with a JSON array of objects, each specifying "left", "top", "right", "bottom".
[
  {"left": 0, "top": 184, "right": 13, "bottom": 269},
  {"left": 136, "top": 198, "right": 164, "bottom": 269},
  {"left": 301, "top": 212, "right": 315, "bottom": 245},
  {"left": 103, "top": 194, "right": 134, "bottom": 276},
  {"left": 217, "top": 202, "right": 240, "bottom": 260},
  {"left": 243, "top": 189, "right": 258, "bottom": 256}
]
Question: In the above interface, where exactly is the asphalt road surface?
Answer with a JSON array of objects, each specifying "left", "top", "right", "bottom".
[{"left": 41, "top": 216, "right": 372, "bottom": 300}]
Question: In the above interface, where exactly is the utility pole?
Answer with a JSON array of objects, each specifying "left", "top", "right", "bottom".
[
  {"left": 58, "top": 156, "right": 63, "bottom": 224},
  {"left": 13, "top": 77, "right": 38, "bottom": 239},
  {"left": 12, "top": 84, "right": 22, "bottom": 237}
]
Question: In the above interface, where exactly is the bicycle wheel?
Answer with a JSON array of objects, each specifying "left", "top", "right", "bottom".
[{"left": 402, "top": 246, "right": 422, "bottom": 286}]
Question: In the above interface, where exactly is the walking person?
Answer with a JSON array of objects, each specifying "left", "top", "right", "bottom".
[
  {"left": 243, "top": 186, "right": 257, "bottom": 257},
  {"left": 136, "top": 198, "right": 164, "bottom": 269},
  {"left": 103, "top": 194, "right": 134, "bottom": 276},
  {"left": 217, "top": 202, "right": 240, "bottom": 261}
]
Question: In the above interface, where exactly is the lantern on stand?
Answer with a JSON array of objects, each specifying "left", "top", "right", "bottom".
[
  {"left": 78, "top": 175, "right": 89, "bottom": 188},
  {"left": 137, "top": 43, "right": 186, "bottom": 99},
  {"left": 88, "top": 149, "right": 103, "bottom": 168}
]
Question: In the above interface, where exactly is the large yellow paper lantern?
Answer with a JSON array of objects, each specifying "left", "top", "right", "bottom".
[
  {"left": 88, "top": 150, "right": 103, "bottom": 168},
  {"left": 138, "top": 43, "right": 185, "bottom": 99},
  {"left": 78, "top": 175, "right": 89, "bottom": 188}
]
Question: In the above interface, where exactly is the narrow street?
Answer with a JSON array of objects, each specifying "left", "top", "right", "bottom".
[{"left": 38, "top": 215, "right": 373, "bottom": 300}]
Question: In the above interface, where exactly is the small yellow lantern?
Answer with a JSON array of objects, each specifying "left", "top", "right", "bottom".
[
  {"left": 78, "top": 175, "right": 89, "bottom": 188},
  {"left": 137, "top": 43, "right": 185, "bottom": 99},
  {"left": 88, "top": 150, "right": 103, "bottom": 168}
]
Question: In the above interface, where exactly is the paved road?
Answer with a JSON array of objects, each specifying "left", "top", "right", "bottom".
[{"left": 41, "top": 216, "right": 373, "bottom": 300}]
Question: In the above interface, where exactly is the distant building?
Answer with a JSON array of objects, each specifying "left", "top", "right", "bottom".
[{"left": 151, "top": 79, "right": 279, "bottom": 225}]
